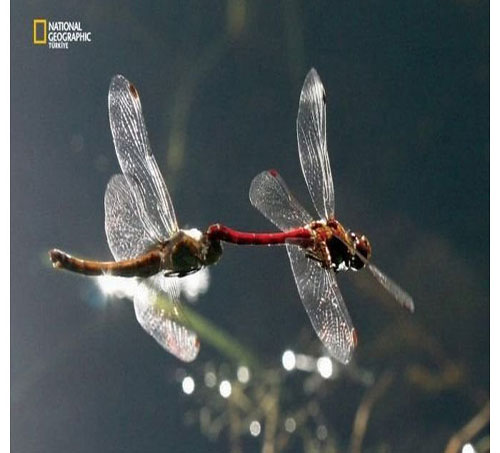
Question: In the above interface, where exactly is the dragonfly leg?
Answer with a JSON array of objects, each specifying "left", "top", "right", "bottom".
[
  {"left": 317, "top": 241, "right": 332, "bottom": 269},
  {"left": 305, "top": 251, "right": 323, "bottom": 264},
  {"left": 163, "top": 268, "right": 201, "bottom": 278},
  {"left": 304, "top": 239, "right": 333, "bottom": 270}
]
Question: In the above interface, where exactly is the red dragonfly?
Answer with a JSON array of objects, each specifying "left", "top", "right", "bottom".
[
  {"left": 50, "top": 75, "right": 222, "bottom": 362},
  {"left": 208, "top": 69, "right": 414, "bottom": 364}
]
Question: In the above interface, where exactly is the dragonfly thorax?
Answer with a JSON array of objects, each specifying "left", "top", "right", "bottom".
[
  {"left": 309, "top": 220, "right": 372, "bottom": 272},
  {"left": 162, "top": 229, "right": 222, "bottom": 277}
]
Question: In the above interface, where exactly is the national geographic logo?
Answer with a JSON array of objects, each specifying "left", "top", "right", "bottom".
[
  {"left": 33, "top": 19, "right": 92, "bottom": 49},
  {"left": 33, "top": 19, "right": 47, "bottom": 44}
]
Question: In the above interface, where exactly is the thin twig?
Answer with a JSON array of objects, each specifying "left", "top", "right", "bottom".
[
  {"left": 444, "top": 401, "right": 490, "bottom": 453},
  {"left": 350, "top": 371, "right": 394, "bottom": 453},
  {"left": 228, "top": 397, "right": 243, "bottom": 453},
  {"left": 262, "top": 382, "right": 280, "bottom": 453}
]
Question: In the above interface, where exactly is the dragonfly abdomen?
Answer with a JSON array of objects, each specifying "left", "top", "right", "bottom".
[
  {"left": 49, "top": 249, "right": 163, "bottom": 278},
  {"left": 206, "top": 224, "right": 313, "bottom": 246}
]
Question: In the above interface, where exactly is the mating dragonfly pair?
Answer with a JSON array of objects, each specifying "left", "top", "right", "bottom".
[{"left": 50, "top": 69, "right": 414, "bottom": 364}]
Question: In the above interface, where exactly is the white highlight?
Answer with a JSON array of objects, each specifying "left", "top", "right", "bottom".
[
  {"left": 282, "top": 350, "right": 296, "bottom": 371},
  {"left": 182, "top": 228, "right": 203, "bottom": 241},
  {"left": 178, "top": 267, "right": 210, "bottom": 302},
  {"left": 219, "top": 380, "right": 232, "bottom": 398},
  {"left": 182, "top": 376, "right": 195, "bottom": 395},
  {"left": 317, "top": 356, "right": 333, "bottom": 379},
  {"left": 462, "top": 444, "right": 476, "bottom": 453},
  {"left": 237, "top": 366, "right": 250, "bottom": 384},
  {"left": 96, "top": 266, "right": 210, "bottom": 303},
  {"left": 97, "top": 275, "right": 138, "bottom": 299},
  {"left": 249, "top": 420, "right": 261, "bottom": 437},
  {"left": 284, "top": 417, "right": 296, "bottom": 433}
]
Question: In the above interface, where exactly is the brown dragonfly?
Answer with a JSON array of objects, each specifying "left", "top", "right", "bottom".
[{"left": 50, "top": 75, "right": 222, "bottom": 361}]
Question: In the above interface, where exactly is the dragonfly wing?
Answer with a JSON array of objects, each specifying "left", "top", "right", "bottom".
[
  {"left": 350, "top": 248, "right": 415, "bottom": 313},
  {"left": 286, "top": 244, "right": 356, "bottom": 364},
  {"left": 249, "top": 170, "right": 313, "bottom": 231},
  {"left": 367, "top": 263, "right": 415, "bottom": 312},
  {"left": 133, "top": 275, "right": 199, "bottom": 362},
  {"left": 105, "top": 174, "right": 160, "bottom": 261},
  {"left": 297, "top": 68, "right": 335, "bottom": 219},
  {"left": 108, "top": 75, "right": 178, "bottom": 242}
]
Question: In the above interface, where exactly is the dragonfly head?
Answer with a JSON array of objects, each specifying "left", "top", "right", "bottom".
[{"left": 349, "top": 231, "right": 372, "bottom": 270}]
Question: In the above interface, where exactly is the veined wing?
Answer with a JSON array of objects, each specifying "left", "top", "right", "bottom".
[
  {"left": 105, "top": 174, "right": 160, "bottom": 261},
  {"left": 108, "top": 75, "right": 178, "bottom": 243},
  {"left": 133, "top": 275, "right": 199, "bottom": 362},
  {"left": 350, "top": 247, "right": 415, "bottom": 313},
  {"left": 297, "top": 68, "right": 335, "bottom": 220},
  {"left": 249, "top": 170, "right": 313, "bottom": 231},
  {"left": 286, "top": 244, "right": 356, "bottom": 364},
  {"left": 367, "top": 262, "right": 415, "bottom": 313}
]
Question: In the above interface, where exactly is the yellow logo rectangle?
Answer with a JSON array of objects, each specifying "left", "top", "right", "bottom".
[{"left": 33, "top": 19, "right": 47, "bottom": 45}]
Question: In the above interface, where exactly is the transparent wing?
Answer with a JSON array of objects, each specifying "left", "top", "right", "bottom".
[
  {"left": 297, "top": 68, "right": 335, "bottom": 219},
  {"left": 286, "top": 244, "right": 356, "bottom": 364},
  {"left": 105, "top": 175, "right": 158, "bottom": 261},
  {"left": 108, "top": 75, "right": 178, "bottom": 242},
  {"left": 367, "top": 263, "right": 415, "bottom": 312},
  {"left": 350, "top": 248, "right": 415, "bottom": 313},
  {"left": 249, "top": 170, "right": 313, "bottom": 231},
  {"left": 133, "top": 275, "right": 199, "bottom": 362}
]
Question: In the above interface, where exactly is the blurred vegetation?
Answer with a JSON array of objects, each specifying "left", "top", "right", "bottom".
[{"left": 170, "top": 290, "right": 489, "bottom": 452}]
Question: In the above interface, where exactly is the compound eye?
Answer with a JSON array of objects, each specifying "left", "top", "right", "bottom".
[{"left": 356, "top": 235, "right": 372, "bottom": 260}]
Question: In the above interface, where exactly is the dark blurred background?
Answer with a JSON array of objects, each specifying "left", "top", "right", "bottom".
[{"left": 12, "top": 1, "right": 489, "bottom": 452}]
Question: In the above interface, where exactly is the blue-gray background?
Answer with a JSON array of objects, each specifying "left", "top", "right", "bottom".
[{"left": 12, "top": 1, "right": 489, "bottom": 452}]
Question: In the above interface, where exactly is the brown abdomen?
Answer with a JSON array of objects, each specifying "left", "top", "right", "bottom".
[{"left": 49, "top": 249, "right": 163, "bottom": 278}]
